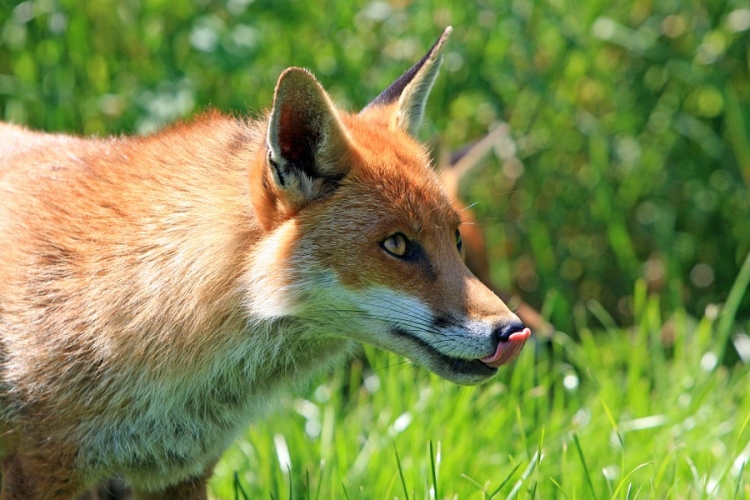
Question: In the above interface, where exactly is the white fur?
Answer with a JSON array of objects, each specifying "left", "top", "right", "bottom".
[
  {"left": 243, "top": 220, "right": 303, "bottom": 319},
  {"left": 287, "top": 269, "right": 499, "bottom": 384},
  {"left": 78, "top": 313, "right": 355, "bottom": 491}
]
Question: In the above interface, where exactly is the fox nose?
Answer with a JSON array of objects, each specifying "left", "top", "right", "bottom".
[{"left": 493, "top": 321, "right": 527, "bottom": 342}]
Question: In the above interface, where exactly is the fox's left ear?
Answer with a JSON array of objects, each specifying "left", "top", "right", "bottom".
[{"left": 363, "top": 27, "right": 452, "bottom": 136}]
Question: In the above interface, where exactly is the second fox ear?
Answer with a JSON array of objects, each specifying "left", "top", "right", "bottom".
[{"left": 363, "top": 27, "right": 452, "bottom": 136}]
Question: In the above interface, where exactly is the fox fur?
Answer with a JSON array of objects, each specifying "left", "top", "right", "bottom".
[{"left": 0, "top": 28, "right": 529, "bottom": 499}]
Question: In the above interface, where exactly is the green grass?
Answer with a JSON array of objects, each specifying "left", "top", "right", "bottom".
[
  {"left": 208, "top": 283, "right": 750, "bottom": 499},
  {"left": 2, "top": 0, "right": 750, "bottom": 331}
]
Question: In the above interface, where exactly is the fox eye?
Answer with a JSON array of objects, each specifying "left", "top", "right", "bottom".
[
  {"left": 455, "top": 228, "right": 463, "bottom": 253},
  {"left": 381, "top": 233, "right": 408, "bottom": 257}
]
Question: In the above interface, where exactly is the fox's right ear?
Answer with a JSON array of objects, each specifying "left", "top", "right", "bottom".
[
  {"left": 362, "top": 27, "right": 452, "bottom": 136},
  {"left": 264, "top": 68, "right": 352, "bottom": 211}
]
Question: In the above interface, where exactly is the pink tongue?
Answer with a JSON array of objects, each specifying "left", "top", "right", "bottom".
[{"left": 480, "top": 328, "right": 531, "bottom": 368}]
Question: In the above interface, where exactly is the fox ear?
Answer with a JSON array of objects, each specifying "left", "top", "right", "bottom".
[
  {"left": 363, "top": 27, "right": 452, "bottom": 136},
  {"left": 266, "top": 68, "right": 351, "bottom": 208}
]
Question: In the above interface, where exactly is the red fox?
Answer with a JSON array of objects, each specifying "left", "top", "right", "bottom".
[{"left": 0, "top": 28, "right": 530, "bottom": 499}]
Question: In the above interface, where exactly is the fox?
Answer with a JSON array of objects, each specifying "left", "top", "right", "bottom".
[{"left": 0, "top": 27, "right": 530, "bottom": 499}]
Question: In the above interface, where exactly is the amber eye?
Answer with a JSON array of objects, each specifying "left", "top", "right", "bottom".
[
  {"left": 382, "top": 233, "right": 408, "bottom": 257},
  {"left": 455, "top": 228, "right": 463, "bottom": 253}
]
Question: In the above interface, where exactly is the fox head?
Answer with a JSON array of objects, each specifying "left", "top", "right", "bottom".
[{"left": 246, "top": 27, "right": 530, "bottom": 385}]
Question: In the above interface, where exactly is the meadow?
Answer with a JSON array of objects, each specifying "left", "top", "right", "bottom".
[
  {"left": 207, "top": 272, "right": 750, "bottom": 498},
  {"left": 1, "top": 0, "right": 750, "bottom": 497}
]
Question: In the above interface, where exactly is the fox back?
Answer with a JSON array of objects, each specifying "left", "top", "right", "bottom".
[{"left": 0, "top": 28, "right": 529, "bottom": 499}]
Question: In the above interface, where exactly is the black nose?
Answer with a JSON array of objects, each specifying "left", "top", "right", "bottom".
[{"left": 493, "top": 321, "right": 526, "bottom": 342}]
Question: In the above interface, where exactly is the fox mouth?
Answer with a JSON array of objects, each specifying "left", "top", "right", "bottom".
[
  {"left": 389, "top": 326, "right": 530, "bottom": 381},
  {"left": 479, "top": 329, "right": 531, "bottom": 368}
]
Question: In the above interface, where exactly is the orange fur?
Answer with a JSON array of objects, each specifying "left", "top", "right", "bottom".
[{"left": 0, "top": 29, "right": 530, "bottom": 499}]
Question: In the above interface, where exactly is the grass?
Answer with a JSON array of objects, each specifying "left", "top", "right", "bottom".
[
  {"left": 2, "top": 0, "right": 750, "bottom": 330},
  {"left": 208, "top": 283, "right": 750, "bottom": 499}
]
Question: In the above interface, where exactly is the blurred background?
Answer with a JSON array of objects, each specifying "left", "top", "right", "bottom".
[{"left": 1, "top": 0, "right": 749, "bottom": 334}]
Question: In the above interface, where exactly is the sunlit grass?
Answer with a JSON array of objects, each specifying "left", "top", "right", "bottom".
[
  {"left": 210, "top": 280, "right": 750, "bottom": 499},
  {"left": 2, "top": 1, "right": 750, "bottom": 330}
]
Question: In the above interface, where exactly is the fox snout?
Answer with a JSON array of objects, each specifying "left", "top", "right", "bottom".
[
  {"left": 481, "top": 321, "right": 532, "bottom": 369},
  {"left": 346, "top": 280, "right": 530, "bottom": 385},
  {"left": 493, "top": 320, "right": 528, "bottom": 342}
]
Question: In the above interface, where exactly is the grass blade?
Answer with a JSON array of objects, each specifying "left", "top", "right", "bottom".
[
  {"left": 717, "top": 250, "right": 750, "bottom": 365},
  {"left": 288, "top": 465, "right": 293, "bottom": 500},
  {"left": 611, "top": 462, "right": 654, "bottom": 499},
  {"left": 429, "top": 440, "right": 439, "bottom": 500},
  {"left": 341, "top": 482, "right": 350, "bottom": 500},
  {"left": 573, "top": 432, "right": 598, "bottom": 500},
  {"left": 234, "top": 471, "right": 250, "bottom": 500},
  {"left": 709, "top": 414, "right": 750, "bottom": 496},
  {"left": 683, "top": 455, "right": 703, "bottom": 493},
  {"left": 305, "top": 469, "right": 310, "bottom": 500},
  {"left": 314, "top": 461, "right": 325, "bottom": 500},
  {"left": 393, "top": 444, "right": 410, "bottom": 500},
  {"left": 599, "top": 396, "right": 623, "bottom": 449},
  {"left": 488, "top": 462, "right": 523, "bottom": 499},
  {"left": 507, "top": 451, "right": 541, "bottom": 500},
  {"left": 459, "top": 473, "right": 483, "bottom": 490},
  {"left": 549, "top": 477, "right": 569, "bottom": 499},
  {"left": 534, "top": 427, "right": 545, "bottom": 494},
  {"left": 733, "top": 460, "right": 746, "bottom": 500},
  {"left": 528, "top": 479, "right": 538, "bottom": 499}
]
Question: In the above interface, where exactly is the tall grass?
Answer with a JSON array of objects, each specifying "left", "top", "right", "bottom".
[
  {"left": 209, "top": 278, "right": 750, "bottom": 499},
  {"left": 2, "top": 0, "right": 749, "bottom": 330}
]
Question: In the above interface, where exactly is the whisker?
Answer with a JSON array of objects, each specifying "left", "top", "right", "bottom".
[
  {"left": 368, "top": 296, "right": 471, "bottom": 332},
  {"left": 303, "top": 308, "right": 438, "bottom": 335}
]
